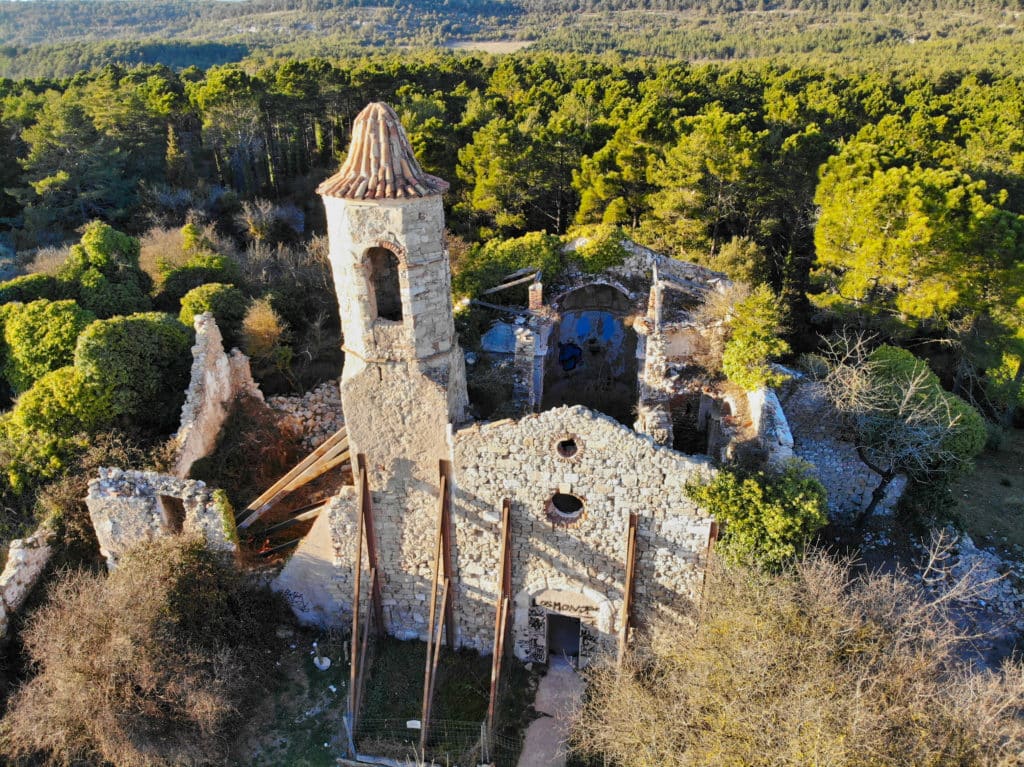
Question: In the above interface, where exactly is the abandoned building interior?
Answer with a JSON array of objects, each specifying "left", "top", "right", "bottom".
[{"left": 83, "top": 101, "right": 805, "bottom": 673}]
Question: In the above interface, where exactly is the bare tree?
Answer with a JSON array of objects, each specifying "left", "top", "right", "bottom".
[{"left": 821, "top": 331, "right": 985, "bottom": 526}]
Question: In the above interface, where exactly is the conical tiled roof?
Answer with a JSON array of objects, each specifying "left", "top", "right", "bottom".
[{"left": 318, "top": 102, "right": 449, "bottom": 200}]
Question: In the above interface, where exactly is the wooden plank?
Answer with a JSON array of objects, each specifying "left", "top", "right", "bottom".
[
  {"left": 357, "top": 454, "right": 386, "bottom": 635},
  {"left": 256, "top": 537, "right": 301, "bottom": 557},
  {"left": 618, "top": 512, "right": 638, "bottom": 667},
  {"left": 354, "top": 567, "right": 376, "bottom": 727},
  {"left": 469, "top": 299, "right": 538, "bottom": 316},
  {"left": 439, "top": 461, "right": 455, "bottom": 648},
  {"left": 348, "top": 469, "right": 366, "bottom": 722},
  {"left": 480, "top": 270, "right": 540, "bottom": 295},
  {"left": 245, "top": 427, "right": 347, "bottom": 512},
  {"left": 256, "top": 503, "right": 327, "bottom": 536},
  {"left": 238, "top": 428, "right": 349, "bottom": 527},
  {"left": 420, "top": 475, "right": 447, "bottom": 751},
  {"left": 421, "top": 579, "right": 449, "bottom": 752},
  {"left": 240, "top": 444, "right": 350, "bottom": 528},
  {"left": 700, "top": 520, "right": 719, "bottom": 602},
  {"left": 487, "top": 499, "right": 512, "bottom": 732}
]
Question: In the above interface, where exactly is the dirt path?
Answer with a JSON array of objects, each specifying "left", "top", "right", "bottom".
[{"left": 516, "top": 657, "right": 583, "bottom": 767}]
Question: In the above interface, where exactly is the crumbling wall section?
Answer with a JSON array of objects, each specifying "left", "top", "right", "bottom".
[
  {"left": 172, "top": 313, "right": 264, "bottom": 478},
  {"left": 0, "top": 527, "right": 53, "bottom": 637},
  {"left": 747, "top": 387, "right": 795, "bottom": 466},
  {"left": 86, "top": 470, "right": 239, "bottom": 569},
  {"left": 450, "top": 405, "right": 715, "bottom": 661}
]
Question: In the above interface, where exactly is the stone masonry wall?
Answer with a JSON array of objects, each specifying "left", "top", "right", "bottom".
[
  {"left": 172, "top": 313, "right": 264, "bottom": 478},
  {"left": 781, "top": 380, "right": 906, "bottom": 518},
  {"left": 450, "top": 406, "right": 715, "bottom": 663},
  {"left": 0, "top": 527, "right": 53, "bottom": 638},
  {"left": 86, "top": 470, "right": 239, "bottom": 569}
]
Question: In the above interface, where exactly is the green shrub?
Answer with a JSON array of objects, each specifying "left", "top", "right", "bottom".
[
  {"left": 452, "top": 231, "right": 563, "bottom": 300},
  {"left": 9, "top": 366, "right": 113, "bottom": 437},
  {"left": 74, "top": 312, "right": 194, "bottom": 432},
  {"left": 57, "top": 222, "right": 152, "bottom": 318},
  {"left": 2, "top": 299, "right": 96, "bottom": 393},
  {"left": 0, "top": 274, "right": 64, "bottom": 305},
  {"left": 75, "top": 266, "right": 151, "bottom": 318},
  {"left": 568, "top": 224, "right": 630, "bottom": 274},
  {"left": 686, "top": 460, "right": 828, "bottom": 569},
  {"left": 722, "top": 284, "right": 790, "bottom": 391},
  {"left": 160, "top": 253, "right": 241, "bottom": 305},
  {"left": 179, "top": 283, "right": 248, "bottom": 348}
]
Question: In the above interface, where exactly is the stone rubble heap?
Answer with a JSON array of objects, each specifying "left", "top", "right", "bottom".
[
  {"left": 268, "top": 382, "right": 345, "bottom": 450},
  {"left": 941, "top": 533, "right": 1024, "bottom": 632}
]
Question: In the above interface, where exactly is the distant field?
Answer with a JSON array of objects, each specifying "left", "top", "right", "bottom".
[{"left": 445, "top": 39, "right": 532, "bottom": 53}]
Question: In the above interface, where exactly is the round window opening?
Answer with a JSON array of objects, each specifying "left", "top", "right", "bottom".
[
  {"left": 548, "top": 492, "right": 585, "bottom": 523},
  {"left": 556, "top": 438, "right": 578, "bottom": 459}
]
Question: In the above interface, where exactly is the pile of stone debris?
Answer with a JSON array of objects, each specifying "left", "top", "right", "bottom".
[{"left": 268, "top": 381, "right": 344, "bottom": 450}]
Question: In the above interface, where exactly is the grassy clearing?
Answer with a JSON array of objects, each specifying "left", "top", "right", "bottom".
[
  {"left": 951, "top": 426, "right": 1024, "bottom": 552},
  {"left": 234, "top": 626, "right": 350, "bottom": 767}
]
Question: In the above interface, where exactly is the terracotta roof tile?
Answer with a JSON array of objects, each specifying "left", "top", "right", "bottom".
[{"left": 317, "top": 102, "right": 449, "bottom": 200}]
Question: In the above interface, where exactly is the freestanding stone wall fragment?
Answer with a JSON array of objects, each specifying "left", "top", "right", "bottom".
[
  {"left": 86, "top": 469, "right": 239, "bottom": 569},
  {"left": 172, "top": 313, "right": 264, "bottom": 478},
  {"left": 0, "top": 527, "right": 53, "bottom": 637}
]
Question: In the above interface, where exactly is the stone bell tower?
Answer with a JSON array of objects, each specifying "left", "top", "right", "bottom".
[{"left": 318, "top": 102, "right": 468, "bottom": 637}]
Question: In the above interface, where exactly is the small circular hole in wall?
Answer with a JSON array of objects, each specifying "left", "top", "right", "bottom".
[
  {"left": 556, "top": 438, "right": 578, "bottom": 458},
  {"left": 548, "top": 493, "right": 585, "bottom": 524}
]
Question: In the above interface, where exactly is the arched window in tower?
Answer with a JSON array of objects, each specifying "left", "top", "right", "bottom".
[{"left": 367, "top": 247, "right": 403, "bottom": 322}]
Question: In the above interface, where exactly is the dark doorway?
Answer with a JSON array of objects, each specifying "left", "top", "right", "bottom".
[{"left": 546, "top": 613, "right": 581, "bottom": 665}]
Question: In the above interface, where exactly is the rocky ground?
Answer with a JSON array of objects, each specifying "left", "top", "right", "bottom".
[{"left": 267, "top": 381, "right": 345, "bottom": 451}]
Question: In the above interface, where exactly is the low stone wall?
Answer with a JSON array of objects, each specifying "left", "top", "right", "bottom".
[
  {"left": 0, "top": 527, "right": 53, "bottom": 637},
  {"left": 781, "top": 380, "right": 906, "bottom": 518},
  {"left": 268, "top": 381, "right": 345, "bottom": 450},
  {"left": 86, "top": 469, "right": 239, "bottom": 569},
  {"left": 173, "top": 313, "right": 264, "bottom": 478}
]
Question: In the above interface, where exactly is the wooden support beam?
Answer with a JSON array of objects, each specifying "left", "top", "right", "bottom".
[
  {"left": 348, "top": 477, "right": 365, "bottom": 724},
  {"left": 357, "top": 455, "right": 386, "bottom": 635},
  {"left": 439, "top": 461, "right": 455, "bottom": 648},
  {"left": 420, "top": 477, "right": 446, "bottom": 751},
  {"left": 256, "top": 503, "right": 327, "bottom": 536},
  {"left": 487, "top": 499, "right": 513, "bottom": 733},
  {"left": 700, "top": 520, "right": 719, "bottom": 602},
  {"left": 618, "top": 512, "right": 639, "bottom": 667},
  {"left": 423, "top": 580, "right": 448, "bottom": 747},
  {"left": 469, "top": 299, "right": 539, "bottom": 316},
  {"left": 238, "top": 427, "right": 350, "bottom": 528},
  {"left": 354, "top": 568, "right": 376, "bottom": 726},
  {"left": 480, "top": 270, "right": 541, "bottom": 295}
]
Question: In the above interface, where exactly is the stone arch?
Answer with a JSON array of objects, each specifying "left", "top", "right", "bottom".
[
  {"left": 364, "top": 244, "right": 404, "bottom": 322},
  {"left": 512, "top": 575, "right": 616, "bottom": 663}
]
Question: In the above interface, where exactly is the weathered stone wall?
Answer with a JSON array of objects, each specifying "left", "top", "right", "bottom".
[
  {"left": 0, "top": 527, "right": 53, "bottom": 637},
  {"left": 781, "top": 380, "right": 906, "bottom": 518},
  {"left": 173, "top": 313, "right": 264, "bottom": 478},
  {"left": 450, "top": 406, "right": 715, "bottom": 664},
  {"left": 747, "top": 387, "right": 795, "bottom": 467},
  {"left": 86, "top": 470, "right": 239, "bottom": 569}
]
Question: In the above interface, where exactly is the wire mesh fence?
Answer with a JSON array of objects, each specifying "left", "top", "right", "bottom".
[{"left": 354, "top": 718, "right": 522, "bottom": 766}]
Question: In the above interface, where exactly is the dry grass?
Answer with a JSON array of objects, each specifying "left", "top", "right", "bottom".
[
  {"left": 21, "top": 245, "right": 68, "bottom": 276},
  {"left": 574, "top": 551, "right": 1024, "bottom": 767},
  {"left": 0, "top": 537, "right": 286, "bottom": 767},
  {"left": 138, "top": 225, "right": 189, "bottom": 285}
]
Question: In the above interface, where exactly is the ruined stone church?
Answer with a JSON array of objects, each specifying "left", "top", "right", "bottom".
[{"left": 273, "top": 102, "right": 729, "bottom": 667}]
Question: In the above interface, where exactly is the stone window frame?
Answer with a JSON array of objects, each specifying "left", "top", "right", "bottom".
[
  {"left": 546, "top": 491, "right": 586, "bottom": 526},
  {"left": 552, "top": 433, "right": 584, "bottom": 462},
  {"left": 361, "top": 239, "right": 408, "bottom": 325}
]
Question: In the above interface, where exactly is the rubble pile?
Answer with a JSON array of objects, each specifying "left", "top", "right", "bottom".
[{"left": 268, "top": 382, "right": 344, "bottom": 450}]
